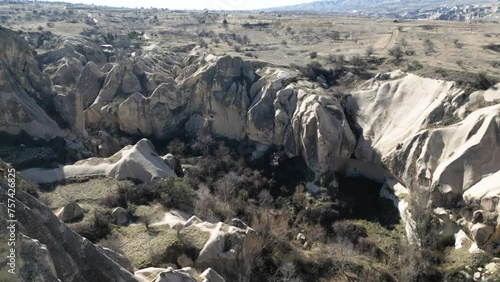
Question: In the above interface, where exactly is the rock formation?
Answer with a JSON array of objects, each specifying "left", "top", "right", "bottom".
[
  {"left": 0, "top": 161, "right": 139, "bottom": 282},
  {"left": 150, "top": 211, "right": 261, "bottom": 281},
  {"left": 348, "top": 71, "right": 500, "bottom": 251},
  {"left": 20, "top": 139, "right": 176, "bottom": 184},
  {"left": 0, "top": 27, "right": 62, "bottom": 140},
  {"left": 55, "top": 202, "right": 84, "bottom": 223}
]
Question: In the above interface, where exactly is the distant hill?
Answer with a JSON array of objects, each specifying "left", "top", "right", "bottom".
[{"left": 264, "top": 0, "right": 498, "bottom": 14}]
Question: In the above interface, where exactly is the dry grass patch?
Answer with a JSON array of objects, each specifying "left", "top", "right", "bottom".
[
  {"left": 40, "top": 177, "right": 120, "bottom": 210},
  {"left": 109, "top": 224, "right": 184, "bottom": 269}
]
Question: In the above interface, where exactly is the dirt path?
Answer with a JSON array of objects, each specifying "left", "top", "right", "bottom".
[{"left": 382, "top": 28, "right": 400, "bottom": 52}]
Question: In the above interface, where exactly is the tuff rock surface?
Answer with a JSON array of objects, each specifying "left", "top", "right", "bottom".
[{"left": 0, "top": 161, "right": 139, "bottom": 282}]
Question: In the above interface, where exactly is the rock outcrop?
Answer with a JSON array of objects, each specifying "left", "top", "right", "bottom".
[
  {"left": 0, "top": 27, "right": 62, "bottom": 140},
  {"left": 134, "top": 267, "right": 208, "bottom": 282},
  {"left": 348, "top": 71, "right": 500, "bottom": 251},
  {"left": 0, "top": 161, "right": 139, "bottom": 282},
  {"left": 150, "top": 211, "right": 261, "bottom": 281},
  {"left": 1, "top": 26, "right": 356, "bottom": 174},
  {"left": 87, "top": 54, "right": 356, "bottom": 173},
  {"left": 20, "top": 139, "right": 176, "bottom": 184}
]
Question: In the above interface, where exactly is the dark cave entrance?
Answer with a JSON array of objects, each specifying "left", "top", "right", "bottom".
[{"left": 335, "top": 174, "right": 401, "bottom": 229}]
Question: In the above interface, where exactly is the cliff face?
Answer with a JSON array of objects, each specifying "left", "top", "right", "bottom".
[
  {"left": 348, "top": 72, "right": 500, "bottom": 251},
  {"left": 79, "top": 52, "right": 357, "bottom": 173},
  {"left": 0, "top": 27, "right": 62, "bottom": 140}
]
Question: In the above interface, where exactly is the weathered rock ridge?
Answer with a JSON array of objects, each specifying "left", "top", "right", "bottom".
[
  {"left": 0, "top": 27, "right": 62, "bottom": 139},
  {"left": 82, "top": 54, "right": 356, "bottom": 173},
  {"left": 348, "top": 72, "right": 500, "bottom": 251},
  {"left": 1, "top": 27, "right": 355, "bottom": 173},
  {"left": 20, "top": 139, "right": 177, "bottom": 184}
]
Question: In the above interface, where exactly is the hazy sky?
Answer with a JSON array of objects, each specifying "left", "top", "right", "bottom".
[{"left": 46, "top": 0, "right": 315, "bottom": 10}]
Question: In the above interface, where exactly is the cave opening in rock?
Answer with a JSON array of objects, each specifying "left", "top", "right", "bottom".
[{"left": 335, "top": 174, "right": 401, "bottom": 229}]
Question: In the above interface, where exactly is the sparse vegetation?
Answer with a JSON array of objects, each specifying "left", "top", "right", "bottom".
[
  {"left": 484, "top": 43, "right": 500, "bottom": 53},
  {"left": 153, "top": 177, "right": 197, "bottom": 212},
  {"left": 365, "top": 45, "right": 374, "bottom": 57},
  {"left": 388, "top": 45, "right": 404, "bottom": 61},
  {"left": 424, "top": 38, "right": 436, "bottom": 55},
  {"left": 72, "top": 208, "right": 112, "bottom": 242}
]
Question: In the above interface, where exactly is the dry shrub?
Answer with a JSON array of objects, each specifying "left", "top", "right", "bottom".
[
  {"left": 72, "top": 209, "right": 112, "bottom": 242},
  {"left": 331, "top": 220, "right": 368, "bottom": 244},
  {"left": 99, "top": 193, "right": 126, "bottom": 208}
]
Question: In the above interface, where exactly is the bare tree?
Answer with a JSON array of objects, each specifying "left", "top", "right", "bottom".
[
  {"left": 272, "top": 262, "right": 303, "bottom": 282},
  {"left": 407, "top": 190, "right": 434, "bottom": 250},
  {"left": 191, "top": 133, "right": 216, "bottom": 156},
  {"left": 214, "top": 172, "right": 242, "bottom": 205},
  {"left": 399, "top": 189, "right": 440, "bottom": 281},
  {"left": 326, "top": 238, "right": 360, "bottom": 282},
  {"left": 258, "top": 190, "right": 273, "bottom": 208}
]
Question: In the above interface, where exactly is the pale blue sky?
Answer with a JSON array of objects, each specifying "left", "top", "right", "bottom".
[{"left": 46, "top": 0, "right": 315, "bottom": 10}]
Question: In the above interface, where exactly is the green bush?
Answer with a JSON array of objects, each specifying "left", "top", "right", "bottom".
[
  {"left": 117, "top": 182, "right": 153, "bottom": 206},
  {"left": 153, "top": 177, "right": 197, "bottom": 212}
]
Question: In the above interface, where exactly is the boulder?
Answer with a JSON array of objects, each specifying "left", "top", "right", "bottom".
[
  {"left": 135, "top": 267, "right": 172, "bottom": 281},
  {"left": 135, "top": 267, "right": 198, "bottom": 282},
  {"left": 151, "top": 211, "right": 262, "bottom": 281},
  {"left": 112, "top": 207, "right": 129, "bottom": 226},
  {"left": 177, "top": 253, "right": 194, "bottom": 268},
  {"left": 485, "top": 262, "right": 499, "bottom": 273},
  {"left": 153, "top": 269, "right": 197, "bottom": 282},
  {"left": 55, "top": 202, "right": 84, "bottom": 223},
  {"left": 200, "top": 268, "right": 225, "bottom": 282},
  {"left": 229, "top": 218, "right": 249, "bottom": 229},
  {"left": 17, "top": 234, "right": 59, "bottom": 281},
  {"left": 163, "top": 153, "right": 183, "bottom": 176},
  {"left": 122, "top": 67, "right": 141, "bottom": 94},
  {"left": 471, "top": 223, "right": 495, "bottom": 247},
  {"left": 296, "top": 233, "right": 306, "bottom": 244}
]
